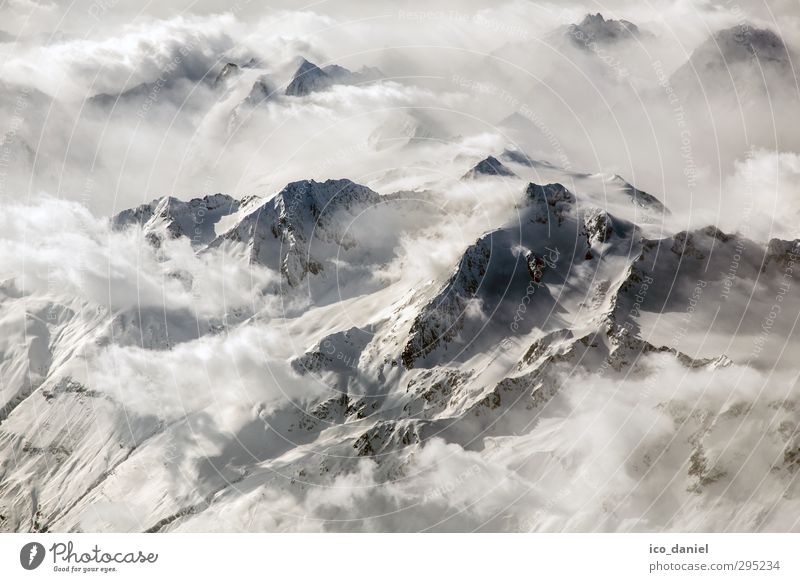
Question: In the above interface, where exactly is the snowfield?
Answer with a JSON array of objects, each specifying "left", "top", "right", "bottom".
[{"left": 1, "top": 150, "right": 798, "bottom": 532}]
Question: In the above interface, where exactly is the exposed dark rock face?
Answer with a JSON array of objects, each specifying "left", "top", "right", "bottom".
[
  {"left": 566, "top": 13, "right": 648, "bottom": 49},
  {"left": 462, "top": 155, "right": 517, "bottom": 179}
]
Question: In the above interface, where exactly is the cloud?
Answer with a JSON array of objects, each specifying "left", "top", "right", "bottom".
[
  {"left": 88, "top": 322, "right": 323, "bottom": 421},
  {"left": 2, "top": 14, "right": 237, "bottom": 99},
  {"left": 1, "top": 0, "right": 800, "bottom": 534},
  {"left": 0, "top": 0, "right": 796, "bottom": 222},
  {"left": 715, "top": 148, "right": 800, "bottom": 241},
  {"left": 168, "top": 355, "right": 800, "bottom": 532},
  {"left": 0, "top": 196, "right": 278, "bottom": 314}
]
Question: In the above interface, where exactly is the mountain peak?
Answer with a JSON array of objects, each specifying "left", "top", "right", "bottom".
[
  {"left": 244, "top": 75, "right": 275, "bottom": 106},
  {"left": 112, "top": 193, "right": 240, "bottom": 246},
  {"left": 213, "top": 62, "right": 240, "bottom": 88},
  {"left": 713, "top": 24, "right": 789, "bottom": 64},
  {"left": 285, "top": 57, "right": 381, "bottom": 96},
  {"left": 606, "top": 174, "right": 670, "bottom": 214},
  {"left": 580, "top": 12, "right": 606, "bottom": 26},
  {"left": 215, "top": 178, "right": 383, "bottom": 287},
  {"left": 462, "top": 155, "right": 517, "bottom": 179},
  {"left": 522, "top": 182, "right": 578, "bottom": 226},
  {"left": 669, "top": 23, "right": 792, "bottom": 98},
  {"left": 285, "top": 58, "right": 333, "bottom": 96},
  {"left": 499, "top": 147, "right": 558, "bottom": 170},
  {"left": 296, "top": 57, "right": 321, "bottom": 74},
  {"left": 567, "top": 13, "right": 645, "bottom": 47}
]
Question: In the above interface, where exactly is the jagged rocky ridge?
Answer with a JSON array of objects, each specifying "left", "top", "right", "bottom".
[
  {"left": 208, "top": 178, "right": 439, "bottom": 299},
  {"left": 113, "top": 193, "right": 240, "bottom": 246},
  {"left": 565, "top": 12, "right": 650, "bottom": 48},
  {"left": 285, "top": 58, "right": 382, "bottom": 96}
]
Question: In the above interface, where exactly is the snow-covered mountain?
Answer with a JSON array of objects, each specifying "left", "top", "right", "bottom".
[
  {"left": 113, "top": 192, "right": 240, "bottom": 246},
  {"left": 2, "top": 144, "right": 798, "bottom": 533},
  {"left": 208, "top": 178, "right": 441, "bottom": 303},
  {"left": 491, "top": 12, "right": 652, "bottom": 84},
  {"left": 1, "top": 5, "right": 799, "bottom": 534},
  {"left": 562, "top": 12, "right": 651, "bottom": 49},
  {"left": 670, "top": 23, "right": 794, "bottom": 100},
  {"left": 285, "top": 58, "right": 382, "bottom": 96},
  {"left": 462, "top": 155, "right": 517, "bottom": 179},
  {"left": 662, "top": 22, "right": 800, "bottom": 181},
  {"left": 212, "top": 58, "right": 258, "bottom": 89}
]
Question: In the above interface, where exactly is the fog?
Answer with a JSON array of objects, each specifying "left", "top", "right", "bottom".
[
  {"left": 1, "top": 0, "right": 799, "bottom": 533},
  {"left": 0, "top": 0, "right": 797, "bottom": 235}
]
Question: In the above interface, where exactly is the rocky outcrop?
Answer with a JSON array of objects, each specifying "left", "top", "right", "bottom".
[
  {"left": 111, "top": 193, "right": 240, "bottom": 246},
  {"left": 566, "top": 13, "right": 649, "bottom": 48},
  {"left": 462, "top": 155, "right": 517, "bottom": 179},
  {"left": 285, "top": 58, "right": 382, "bottom": 96}
]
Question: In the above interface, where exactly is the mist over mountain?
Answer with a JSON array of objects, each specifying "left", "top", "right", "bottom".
[
  {"left": 0, "top": 0, "right": 799, "bottom": 533},
  {"left": 563, "top": 12, "right": 652, "bottom": 48},
  {"left": 671, "top": 23, "right": 795, "bottom": 98}
]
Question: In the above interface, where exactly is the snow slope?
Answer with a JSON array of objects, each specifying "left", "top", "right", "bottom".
[{"left": 1, "top": 151, "right": 798, "bottom": 533}]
